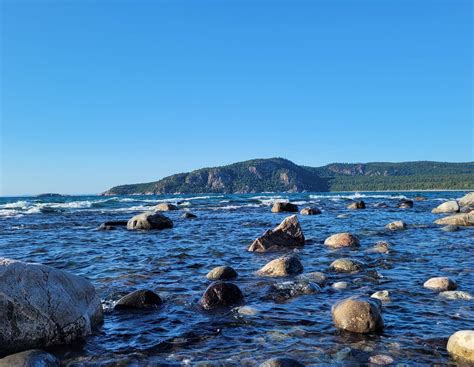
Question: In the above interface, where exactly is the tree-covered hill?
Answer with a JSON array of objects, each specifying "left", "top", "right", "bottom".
[{"left": 102, "top": 159, "right": 474, "bottom": 195}]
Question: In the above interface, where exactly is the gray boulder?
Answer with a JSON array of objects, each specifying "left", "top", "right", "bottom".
[
  {"left": 432, "top": 200, "right": 460, "bottom": 214},
  {"left": 0, "top": 258, "right": 103, "bottom": 354},
  {"left": 127, "top": 212, "right": 173, "bottom": 230},
  {"left": 248, "top": 215, "right": 305, "bottom": 252}
]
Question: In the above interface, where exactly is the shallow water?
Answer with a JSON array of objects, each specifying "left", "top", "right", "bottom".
[{"left": 0, "top": 192, "right": 473, "bottom": 366}]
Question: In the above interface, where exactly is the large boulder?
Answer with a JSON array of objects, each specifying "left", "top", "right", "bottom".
[
  {"left": 300, "top": 207, "right": 321, "bottom": 215},
  {"left": 248, "top": 215, "right": 305, "bottom": 252},
  {"left": 0, "top": 258, "right": 103, "bottom": 354},
  {"left": 434, "top": 213, "right": 474, "bottom": 226},
  {"left": 459, "top": 192, "right": 474, "bottom": 207},
  {"left": 114, "top": 289, "right": 163, "bottom": 310},
  {"left": 324, "top": 232, "right": 360, "bottom": 248},
  {"left": 199, "top": 282, "right": 244, "bottom": 310},
  {"left": 206, "top": 266, "right": 238, "bottom": 281},
  {"left": 423, "top": 277, "right": 457, "bottom": 291},
  {"left": 347, "top": 201, "right": 365, "bottom": 209},
  {"left": 432, "top": 201, "right": 460, "bottom": 214},
  {"left": 0, "top": 350, "right": 59, "bottom": 367},
  {"left": 257, "top": 255, "right": 303, "bottom": 277},
  {"left": 127, "top": 212, "right": 173, "bottom": 230},
  {"left": 155, "top": 203, "right": 178, "bottom": 211},
  {"left": 447, "top": 330, "right": 474, "bottom": 362},
  {"left": 332, "top": 296, "right": 384, "bottom": 334},
  {"left": 271, "top": 202, "right": 299, "bottom": 213}
]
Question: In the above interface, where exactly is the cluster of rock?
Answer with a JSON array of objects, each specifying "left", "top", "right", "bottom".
[{"left": 433, "top": 192, "right": 474, "bottom": 226}]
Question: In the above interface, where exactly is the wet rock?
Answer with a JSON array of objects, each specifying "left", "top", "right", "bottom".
[
  {"left": 347, "top": 201, "right": 365, "bottom": 209},
  {"left": 300, "top": 207, "right": 321, "bottom": 215},
  {"left": 432, "top": 200, "right": 460, "bottom": 214},
  {"left": 423, "top": 277, "right": 457, "bottom": 291},
  {"left": 434, "top": 212, "right": 474, "bottom": 226},
  {"left": 248, "top": 215, "right": 305, "bottom": 252},
  {"left": 330, "top": 258, "right": 363, "bottom": 273},
  {"left": 299, "top": 271, "right": 327, "bottom": 286},
  {"left": 439, "top": 291, "right": 473, "bottom": 300},
  {"left": 371, "top": 290, "right": 391, "bottom": 302},
  {"left": 127, "top": 212, "right": 173, "bottom": 230},
  {"left": 332, "top": 296, "right": 384, "bottom": 333},
  {"left": 98, "top": 223, "right": 116, "bottom": 230},
  {"left": 259, "top": 357, "right": 305, "bottom": 367},
  {"left": 441, "top": 225, "right": 459, "bottom": 232},
  {"left": 200, "top": 282, "right": 244, "bottom": 310},
  {"left": 206, "top": 266, "right": 238, "bottom": 281},
  {"left": 182, "top": 212, "right": 197, "bottom": 219},
  {"left": 257, "top": 255, "right": 303, "bottom": 277},
  {"left": 0, "top": 258, "right": 103, "bottom": 354},
  {"left": 0, "top": 349, "right": 60, "bottom": 367},
  {"left": 369, "top": 354, "right": 394, "bottom": 365},
  {"left": 369, "top": 241, "right": 390, "bottom": 254},
  {"left": 332, "top": 281, "right": 349, "bottom": 290},
  {"left": 324, "top": 232, "right": 360, "bottom": 248},
  {"left": 386, "top": 221, "right": 406, "bottom": 230},
  {"left": 397, "top": 199, "right": 413, "bottom": 208},
  {"left": 459, "top": 192, "right": 474, "bottom": 207},
  {"left": 460, "top": 205, "right": 474, "bottom": 213},
  {"left": 155, "top": 203, "right": 178, "bottom": 211},
  {"left": 114, "top": 289, "right": 163, "bottom": 310},
  {"left": 271, "top": 202, "right": 299, "bottom": 213},
  {"left": 268, "top": 280, "right": 320, "bottom": 301},
  {"left": 447, "top": 330, "right": 474, "bottom": 362},
  {"left": 414, "top": 196, "right": 427, "bottom": 201},
  {"left": 98, "top": 220, "right": 128, "bottom": 230}
]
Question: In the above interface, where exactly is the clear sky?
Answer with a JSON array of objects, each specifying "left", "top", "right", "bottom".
[{"left": 1, "top": 0, "right": 472, "bottom": 195}]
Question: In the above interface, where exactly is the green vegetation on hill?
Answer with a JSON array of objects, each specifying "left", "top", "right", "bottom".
[{"left": 102, "top": 159, "right": 474, "bottom": 195}]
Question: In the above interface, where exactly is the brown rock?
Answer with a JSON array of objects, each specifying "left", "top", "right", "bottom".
[
  {"left": 447, "top": 330, "right": 474, "bottom": 362},
  {"left": 300, "top": 207, "right": 321, "bottom": 215},
  {"left": 271, "top": 202, "right": 299, "bottom": 213},
  {"left": 127, "top": 212, "right": 173, "bottom": 230},
  {"left": 206, "top": 266, "right": 238, "bottom": 280},
  {"left": 347, "top": 201, "right": 365, "bottom": 209},
  {"left": 330, "top": 258, "right": 363, "bottom": 273},
  {"left": 324, "top": 232, "right": 360, "bottom": 248},
  {"left": 423, "top": 277, "right": 457, "bottom": 291},
  {"left": 434, "top": 213, "right": 474, "bottom": 226},
  {"left": 114, "top": 289, "right": 163, "bottom": 310},
  {"left": 155, "top": 203, "right": 178, "bottom": 211},
  {"left": 257, "top": 255, "right": 303, "bottom": 277},
  {"left": 200, "top": 282, "right": 244, "bottom": 310},
  {"left": 332, "top": 296, "right": 384, "bottom": 333}
]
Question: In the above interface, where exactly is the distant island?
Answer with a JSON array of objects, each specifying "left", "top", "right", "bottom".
[{"left": 102, "top": 158, "right": 474, "bottom": 195}]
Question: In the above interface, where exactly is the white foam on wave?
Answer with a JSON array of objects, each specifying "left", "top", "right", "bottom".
[
  {"left": 309, "top": 193, "right": 408, "bottom": 200},
  {"left": 212, "top": 204, "right": 261, "bottom": 211}
]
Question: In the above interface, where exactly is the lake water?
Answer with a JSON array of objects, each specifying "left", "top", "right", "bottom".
[{"left": 0, "top": 192, "right": 472, "bottom": 366}]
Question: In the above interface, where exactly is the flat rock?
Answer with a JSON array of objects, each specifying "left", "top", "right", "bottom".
[
  {"left": 206, "top": 266, "right": 238, "bottom": 280},
  {"left": 434, "top": 213, "right": 474, "bottom": 226},
  {"left": 248, "top": 215, "right": 305, "bottom": 252},
  {"left": 332, "top": 296, "right": 384, "bottom": 334},
  {"left": 0, "top": 258, "right": 103, "bottom": 354},
  {"left": 127, "top": 212, "right": 173, "bottom": 230},
  {"left": 432, "top": 200, "right": 460, "bottom": 214},
  {"left": 447, "top": 330, "right": 474, "bottom": 362},
  {"left": 257, "top": 255, "right": 303, "bottom": 277},
  {"left": 423, "top": 277, "right": 457, "bottom": 291},
  {"left": 200, "top": 282, "right": 244, "bottom": 310},
  {"left": 324, "top": 232, "right": 360, "bottom": 248},
  {"left": 271, "top": 202, "right": 298, "bottom": 213},
  {"left": 0, "top": 349, "right": 60, "bottom": 367},
  {"left": 114, "top": 289, "right": 163, "bottom": 310},
  {"left": 300, "top": 207, "right": 321, "bottom": 215}
]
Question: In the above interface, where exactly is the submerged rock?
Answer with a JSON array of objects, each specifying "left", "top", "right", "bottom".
[
  {"left": 324, "top": 232, "right": 360, "bottom": 248},
  {"left": 0, "top": 258, "right": 103, "bottom": 354},
  {"left": 397, "top": 199, "right": 413, "bottom": 208},
  {"left": 268, "top": 280, "right": 320, "bottom": 301},
  {"left": 299, "top": 271, "right": 327, "bottom": 286},
  {"left": 447, "top": 330, "right": 474, "bottom": 362},
  {"left": 114, "top": 289, "right": 163, "bottom": 310},
  {"left": 127, "top": 212, "right": 173, "bottom": 230},
  {"left": 459, "top": 192, "right": 474, "bottom": 207},
  {"left": 441, "top": 225, "right": 460, "bottom": 232},
  {"left": 368, "top": 354, "right": 394, "bottom": 365},
  {"left": 369, "top": 241, "right": 390, "bottom": 254},
  {"left": 330, "top": 258, "right": 363, "bottom": 273},
  {"left": 432, "top": 200, "right": 460, "bottom": 214},
  {"left": 271, "top": 202, "right": 299, "bottom": 213},
  {"left": 439, "top": 291, "right": 473, "bottom": 300},
  {"left": 332, "top": 296, "right": 384, "bottom": 334},
  {"left": 300, "top": 207, "right": 321, "bottom": 215},
  {"left": 414, "top": 196, "right": 427, "bottom": 201},
  {"left": 98, "top": 220, "right": 128, "bottom": 230},
  {"left": 434, "top": 213, "right": 474, "bottom": 226},
  {"left": 206, "top": 266, "right": 238, "bottom": 281},
  {"left": 200, "top": 282, "right": 244, "bottom": 310},
  {"left": 259, "top": 357, "right": 305, "bottom": 367},
  {"left": 182, "top": 212, "right": 197, "bottom": 219},
  {"left": 347, "top": 201, "right": 365, "bottom": 209},
  {"left": 155, "top": 203, "right": 178, "bottom": 211},
  {"left": 386, "top": 221, "right": 406, "bottom": 230},
  {"left": 257, "top": 255, "right": 303, "bottom": 277},
  {"left": 332, "top": 281, "right": 349, "bottom": 290},
  {"left": 0, "top": 349, "right": 60, "bottom": 367},
  {"left": 248, "top": 215, "right": 305, "bottom": 252},
  {"left": 423, "top": 277, "right": 457, "bottom": 291}
]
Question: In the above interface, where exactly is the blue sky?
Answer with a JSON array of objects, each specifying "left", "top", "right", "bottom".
[{"left": 1, "top": 0, "right": 472, "bottom": 195}]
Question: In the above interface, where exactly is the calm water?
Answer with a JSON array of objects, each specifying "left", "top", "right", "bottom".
[{"left": 0, "top": 192, "right": 473, "bottom": 366}]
